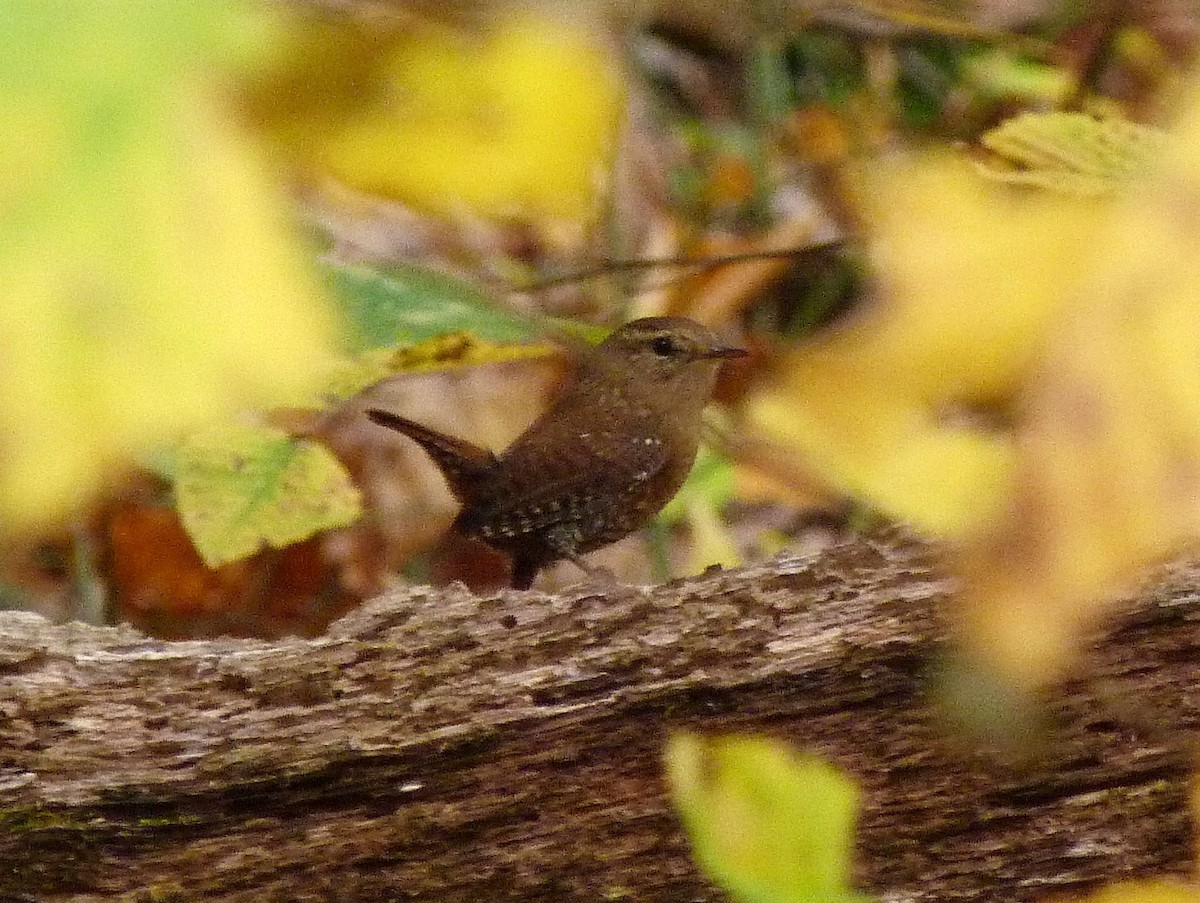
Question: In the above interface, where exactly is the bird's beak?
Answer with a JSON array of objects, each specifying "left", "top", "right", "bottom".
[{"left": 701, "top": 345, "right": 750, "bottom": 360}]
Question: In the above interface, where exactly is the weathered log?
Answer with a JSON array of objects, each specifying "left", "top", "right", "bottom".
[{"left": 0, "top": 530, "right": 1194, "bottom": 902}]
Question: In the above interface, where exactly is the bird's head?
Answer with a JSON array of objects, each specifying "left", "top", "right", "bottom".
[{"left": 597, "top": 317, "right": 747, "bottom": 389}]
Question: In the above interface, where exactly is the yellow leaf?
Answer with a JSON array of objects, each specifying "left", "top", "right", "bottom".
[
  {"left": 666, "top": 733, "right": 867, "bottom": 903},
  {"left": 682, "top": 499, "right": 742, "bottom": 574},
  {"left": 316, "top": 332, "right": 556, "bottom": 407},
  {"left": 957, "top": 78, "right": 1200, "bottom": 687},
  {"left": 977, "top": 111, "right": 1167, "bottom": 195},
  {"left": 319, "top": 13, "right": 624, "bottom": 227},
  {"left": 0, "top": 1, "right": 338, "bottom": 532},
  {"left": 743, "top": 75, "right": 1200, "bottom": 689},
  {"left": 1068, "top": 881, "right": 1200, "bottom": 903},
  {"left": 173, "top": 422, "right": 360, "bottom": 567},
  {"left": 747, "top": 159, "right": 1102, "bottom": 533}
]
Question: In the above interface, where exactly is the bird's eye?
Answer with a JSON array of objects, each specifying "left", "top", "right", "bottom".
[{"left": 649, "top": 336, "right": 678, "bottom": 357}]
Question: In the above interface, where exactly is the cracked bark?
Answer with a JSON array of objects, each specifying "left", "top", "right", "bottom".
[{"left": 0, "top": 529, "right": 1196, "bottom": 902}]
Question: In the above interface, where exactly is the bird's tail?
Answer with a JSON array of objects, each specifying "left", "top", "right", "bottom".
[{"left": 366, "top": 409, "right": 498, "bottom": 503}]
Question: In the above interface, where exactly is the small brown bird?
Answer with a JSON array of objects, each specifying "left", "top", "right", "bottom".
[{"left": 367, "top": 317, "right": 747, "bottom": 590}]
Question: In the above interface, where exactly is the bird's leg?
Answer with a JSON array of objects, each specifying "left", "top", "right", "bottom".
[
  {"left": 510, "top": 553, "right": 545, "bottom": 591},
  {"left": 566, "top": 554, "right": 619, "bottom": 588},
  {"left": 509, "top": 547, "right": 615, "bottom": 592}
]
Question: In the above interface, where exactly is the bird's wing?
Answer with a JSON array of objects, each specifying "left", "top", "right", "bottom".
[{"left": 457, "top": 434, "right": 671, "bottom": 541}]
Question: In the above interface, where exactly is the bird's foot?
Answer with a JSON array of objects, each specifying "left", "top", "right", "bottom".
[
  {"left": 573, "top": 565, "right": 619, "bottom": 591},
  {"left": 565, "top": 558, "right": 641, "bottom": 600}
]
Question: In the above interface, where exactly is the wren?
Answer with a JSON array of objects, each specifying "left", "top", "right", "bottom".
[{"left": 367, "top": 316, "right": 747, "bottom": 590}]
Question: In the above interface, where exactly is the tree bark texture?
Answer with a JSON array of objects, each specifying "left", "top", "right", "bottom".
[{"left": 0, "top": 529, "right": 1196, "bottom": 902}]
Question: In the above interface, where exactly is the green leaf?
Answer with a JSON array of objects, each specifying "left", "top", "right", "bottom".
[
  {"left": 172, "top": 423, "right": 361, "bottom": 567},
  {"left": 785, "top": 30, "right": 865, "bottom": 108},
  {"left": 658, "top": 445, "right": 740, "bottom": 573},
  {"left": 660, "top": 445, "right": 734, "bottom": 524},
  {"left": 666, "top": 733, "right": 871, "bottom": 903},
  {"left": 313, "top": 259, "right": 607, "bottom": 408},
  {"left": 976, "top": 112, "right": 1167, "bottom": 195},
  {"left": 747, "top": 41, "right": 795, "bottom": 127},
  {"left": 324, "top": 261, "right": 537, "bottom": 352},
  {"left": 895, "top": 39, "right": 965, "bottom": 129},
  {"left": 963, "top": 50, "right": 1072, "bottom": 105}
]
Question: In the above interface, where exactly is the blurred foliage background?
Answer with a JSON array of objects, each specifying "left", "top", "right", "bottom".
[
  {"left": 6, "top": 1, "right": 1200, "bottom": 897},
  {"left": 5, "top": 0, "right": 1200, "bottom": 678}
]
